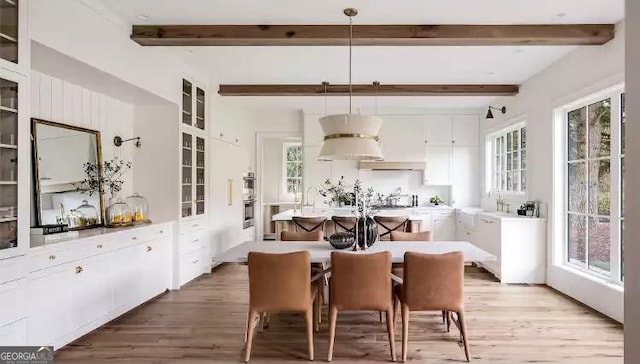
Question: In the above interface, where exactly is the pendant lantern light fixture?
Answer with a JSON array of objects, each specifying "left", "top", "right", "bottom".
[{"left": 318, "top": 8, "right": 384, "bottom": 161}]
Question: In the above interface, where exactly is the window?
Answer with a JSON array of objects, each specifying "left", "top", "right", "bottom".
[
  {"left": 564, "top": 88, "right": 624, "bottom": 284},
  {"left": 490, "top": 124, "right": 527, "bottom": 193},
  {"left": 282, "top": 142, "right": 302, "bottom": 197}
]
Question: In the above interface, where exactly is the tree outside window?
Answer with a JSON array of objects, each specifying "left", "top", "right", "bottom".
[{"left": 283, "top": 142, "right": 302, "bottom": 198}]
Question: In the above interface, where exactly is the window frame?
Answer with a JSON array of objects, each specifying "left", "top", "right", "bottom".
[
  {"left": 281, "top": 141, "right": 303, "bottom": 199},
  {"left": 559, "top": 86, "right": 624, "bottom": 286},
  {"left": 488, "top": 122, "right": 527, "bottom": 195}
]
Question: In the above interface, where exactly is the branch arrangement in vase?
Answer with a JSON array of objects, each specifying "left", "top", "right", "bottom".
[
  {"left": 319, "top": 176, "right": 352, "bottom": 207},
  {"left": 75, "top": 157, "right": 132, "bottom": 199}
]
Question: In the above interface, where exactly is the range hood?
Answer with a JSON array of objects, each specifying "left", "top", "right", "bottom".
[{"left": 358, "top": 161, "right": 425, "bottom": 171}]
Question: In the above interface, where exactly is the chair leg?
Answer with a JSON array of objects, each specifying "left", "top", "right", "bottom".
[
  {"left": 458, "top": 310, "right": 471, "bottom": 362},
  {"left": 314, "top": 288, "right": 320, "bottom": 333},
  {"left": 327, "top": 306, "right": 338, "bottom": 362},
  {"left": 446, "top": 311, "right": 451, "bottom": 332},
  {"left": 245, "top": 310, "right": 258, "bottom": 363},
  {"left": 442, "top": 310, "right": 446, "bottom": 324},
  {"left": 385, "top": 307, "right": 397, "bottom": 362},
  {"left": 317, "top": 283, "right": 323, "bottom": 324},
  {"left": 379, "top": 311, "right": 383, "bottom": 323},
  {"left": 305, "top": 308, "right": 314, "bottom": 361},
  {"left": 393, "top": 297, "right": 398, "bottom": 332},
  {"left": 401, "top": 305, "right": 409, "bottom": 363}
]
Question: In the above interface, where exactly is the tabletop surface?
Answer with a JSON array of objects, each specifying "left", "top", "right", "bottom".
[{"left": 218, "top": 241, "right": 496, "bottom": 264}]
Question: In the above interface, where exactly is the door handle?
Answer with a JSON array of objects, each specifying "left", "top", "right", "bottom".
[
  {"left": 146, "top": 246, "right": 153, "bottom": 252},
  {"left": 75, "top": 266, "right": 84, "bottom": 274}
]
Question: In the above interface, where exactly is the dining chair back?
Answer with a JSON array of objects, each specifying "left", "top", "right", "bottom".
[
  {"left": 245, "top": 251, "right": 318, "bottom": 362},
  {"left": 374, "top": 216, "right": 409, "bottom": 240},
  {"left": 292, "top": 216, "right": 327, "bottom": 233},
  {"left": 394, "top": 251, "right": 469, "bottom": 362},
  {"left": 281, "top": 230, "right": 324, "bottom": 241},
  {"left": 390, "top": 230, "right": 433, "bottom": 241},
  {"left": 327, "top": 251, "right": 396, "bottom": 361},
  {"left": 331, "top": 216, "right": 357, "bottom": 234}
]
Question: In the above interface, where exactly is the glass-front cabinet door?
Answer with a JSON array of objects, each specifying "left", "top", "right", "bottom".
[
  {"left": 182, "top": 80, "right": 192, "bottom": 127},
  {"left": 0, "top": 0, "right": 18, "bottom": 65},
  {"left": 195, "top": 87, "right": 205, "bottom": 130},
  {"left": 181, "top": 132, "right": 193, "bottom": 218},
  {"left": 195, "top": 137, "right": 205, "bottom": 215},
  {"left": 0, "top": 74, "right": 21, "bottom": 258}
]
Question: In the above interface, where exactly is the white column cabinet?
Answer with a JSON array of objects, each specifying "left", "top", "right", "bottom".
[
  {"left": 451, "top": 146, "right": 479, "bottom": 206},
  {"left": 452, "top": 115, "right": 480, "bottom": 146}
]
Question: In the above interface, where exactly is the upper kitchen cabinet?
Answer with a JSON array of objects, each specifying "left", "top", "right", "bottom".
[
  {"left": 182, "top": 79, "right": 206, "bottom": 132},
  {"left": 377, "top": 115, "right": 425, "bottom": 161},
  {"left": 424, "top": 115, "right": 453, "bottom": 146},
  {"left": 452, "top": 115, "right": 480, "bottom": 146},
  {"left": 0, "top": 69, "right": 27, "bottom": 260},
  {"left": 0, "top": 0, "right": 27, "bottom": 75}
]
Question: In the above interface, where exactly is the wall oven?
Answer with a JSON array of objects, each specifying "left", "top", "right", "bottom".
[
  {"left": 243, "top": 199, "right": 255, "bottom": 229},
  {"left": 243, "top": 172, "right": 255, "bottom": 229}
]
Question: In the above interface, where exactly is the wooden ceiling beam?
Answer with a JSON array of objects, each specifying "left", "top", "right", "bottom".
[
  {"left": 218, "top": 84, "right": 519, "bottom": 96},
  {"left": 132, "top": 24, "right": 614, "bottom": 46}
]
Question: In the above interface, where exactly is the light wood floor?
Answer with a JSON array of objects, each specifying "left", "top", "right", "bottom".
[{"left": 55, "top": 264, "right": 623, "bottom": 363}]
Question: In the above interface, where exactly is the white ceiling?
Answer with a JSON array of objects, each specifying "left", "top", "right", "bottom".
[
  {"left": 101, "top": 0, "right": 623, "bottom": 25},
  {"left": 100, "top": 0, "right": 624, "bottom": 109}
]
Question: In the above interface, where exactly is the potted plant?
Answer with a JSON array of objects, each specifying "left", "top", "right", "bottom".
[
  {"left": 319, "top": 176, "right": 351, "bottom": 207},
  {"left": 429, "top": 195, "right": 444, "bottom": 206}
]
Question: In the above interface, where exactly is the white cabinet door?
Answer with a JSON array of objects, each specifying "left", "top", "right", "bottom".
[
  {"left": 27, "top": 264, "right": 73, "bottom": 346},
  {"left": 378, "top": 115, "right": 425, "bottom": 161},
  {"left": 139, "top": 237, "right": 171, "bottom": 302},
  {"left": 433, "top": 217, "right": 454, "bottom": 241},
  {"left": 424, "top": 146, "right": 452, "bottom": 185},
  {"left": 452, "top": 115, "right": 479, "bottom": 146},
  {"left": 0, "top": 319, "right": 26, "bottom": 346},
  {"left": 451, "top": 146, "right": 479, "bottom": 207},
  {"left": 71, "top": 254, "right": 113, "bottom": 331},
  {"left": 113, "top": 244, "right": 140, "bottom": 314},
  {"left": 424, "top": 115, "right": 453, "bottom": 146}
]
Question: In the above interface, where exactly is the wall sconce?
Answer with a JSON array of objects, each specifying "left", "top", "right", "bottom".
[
  {"left": 113, "top": 136, "right": 141, "bottom": 148},
  {"left": 486, "top": 106, "right": 507, "bottom": 119}
]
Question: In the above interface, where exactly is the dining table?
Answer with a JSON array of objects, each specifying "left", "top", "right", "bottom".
[{"left": 218, "top": 240, "right": 497, "bottom": 283}]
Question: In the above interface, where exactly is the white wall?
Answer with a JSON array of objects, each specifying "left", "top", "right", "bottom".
[
  {"left": 479, "top": 23, "right": 625, "bottom": 321},
  {"left": 624, "top": 0, "right": 638, "bottom": 361},
  {"left": 30, "top": 70, "right": 136, "bottom": 200},
  {"left": 29, "top": 0, "right": 208, "bottom": 105}
]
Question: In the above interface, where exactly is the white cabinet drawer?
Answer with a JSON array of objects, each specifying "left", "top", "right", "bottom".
[
  {"left": 179, "top": 248, "right": 205, "bottom": 286},
  {"left": 180, "top": 230, "right": 204, "bottom": 256},
  {"left": 0, "top": 278, "right": 26, "bottom": 327},
  {"left": 0, "top": 256, "right": 26, "bottom": 285},
  {"left": 0, "top": 318, "right": 26, "bottom": 346},
  {"left": 434, "top": 210, "right": 454, "bottom": 218},
  {"left": 180, "top": 217, "right": 205, "bottom": 235}
]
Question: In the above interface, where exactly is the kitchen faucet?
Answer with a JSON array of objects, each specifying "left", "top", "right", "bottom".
[{"left": 305, "top": 185, "right": 319, "bottom": 213}]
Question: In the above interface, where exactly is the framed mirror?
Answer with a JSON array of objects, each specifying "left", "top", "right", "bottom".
[{"left": 32, "top": 119, "right": 105, "bottom": 230}]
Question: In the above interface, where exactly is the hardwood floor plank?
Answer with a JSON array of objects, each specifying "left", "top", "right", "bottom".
[{"left": 55, "top": 264, "right": 622, "bottom": 363}]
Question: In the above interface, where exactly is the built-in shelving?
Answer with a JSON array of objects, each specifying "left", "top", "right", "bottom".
[
  {"left": 0, "top": 0, "right": 18, "bottom": 64},
  {"left": 0, "top": 76, "right": 18, "bottom": 254}
]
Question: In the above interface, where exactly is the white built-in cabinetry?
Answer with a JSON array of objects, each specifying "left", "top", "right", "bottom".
[
  {"left": 377, "top": 115, "right": 425, "bottom": 161},
  {"left": 0, "top": 0, "right": 30, "bottom": 346},
  {"left": 25, "top": 223, "right": 172, "bottom": 349},
  {"left": 455, "top": 211, "right": 546, "bottom": 283},
  {"left": 179, "top": 79, "right": 211, "bottom": 285}
]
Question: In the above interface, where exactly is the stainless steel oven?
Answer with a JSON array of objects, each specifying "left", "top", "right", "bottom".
[
  {"left": 242, "top": 172, "right": 255, "bottom": 201},
  {"left": 243, "top": 199, "right": 255, "bottom": 229}
]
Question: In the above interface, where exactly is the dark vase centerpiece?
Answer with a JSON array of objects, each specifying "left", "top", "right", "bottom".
[
  {"left": 353, "top": 179, "right": 379, "bottom": 250},
  {"left": 357, "top": 216, "right": 378, "bottom": 248}
]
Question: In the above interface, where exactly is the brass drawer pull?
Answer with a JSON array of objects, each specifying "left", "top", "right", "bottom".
[
  {"left": 132, "top": 236, "right": 137, "bottom": 240},
  {"left": 159, "top": 230, "right": 164, "bottom": 234},
  {"left": 97, "top": 244, "right": 103, "bottom": 249},
  {"left": 146, "top": 246, "right": 153, "bottom": 252},
  {"left": 192, "top": 239, "right": 199, "bottom": 243},
  {"left": 192, "top": 260, "right": 199, "bottom": 264},
  {"left": 49, "top": 255, "right": 56, "bottom": 260},
  {"left": 193, "top": 224, "right": 199, "bottom": 228},
  {"left": 75, "top": 266, "right": 83, "bottom": 274}
]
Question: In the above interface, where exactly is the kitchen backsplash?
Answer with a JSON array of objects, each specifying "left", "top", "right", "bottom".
[{"left": 358, "top": 170, "right": 451, "bottom": 206}]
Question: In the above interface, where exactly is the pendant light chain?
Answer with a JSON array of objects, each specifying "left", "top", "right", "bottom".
[
  {"left": 349, "top": 15, "right": 353, "bottom": 114},
  {"left": 323, "top": 81, "right": 328, "bottom": 115}
]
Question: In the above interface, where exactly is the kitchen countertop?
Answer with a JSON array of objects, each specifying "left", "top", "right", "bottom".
[{"left": 272, "top": 206, "right": 452, "bottom": 221}]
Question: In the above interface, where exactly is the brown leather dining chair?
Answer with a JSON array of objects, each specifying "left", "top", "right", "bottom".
[
  {"left": 390, "top": 230, "right": 433, "bottom": 242},
  {"left": 281, "top": 230, "right": 324, "bottom": 241},
  {"left": 394, "top": 251, "right": 470, "bottom": 362},
  {"left": 327, "top": 251, "right": 396, "bottom": 362},
  {"left": 245, "top": 251, "right": 320, "bottom": 362},
  {"left": 374, "top": 216, "right": 409, "bottom": 241},
  {"left": 292, "top": 216, "right": 327, "bottom": 234}
]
